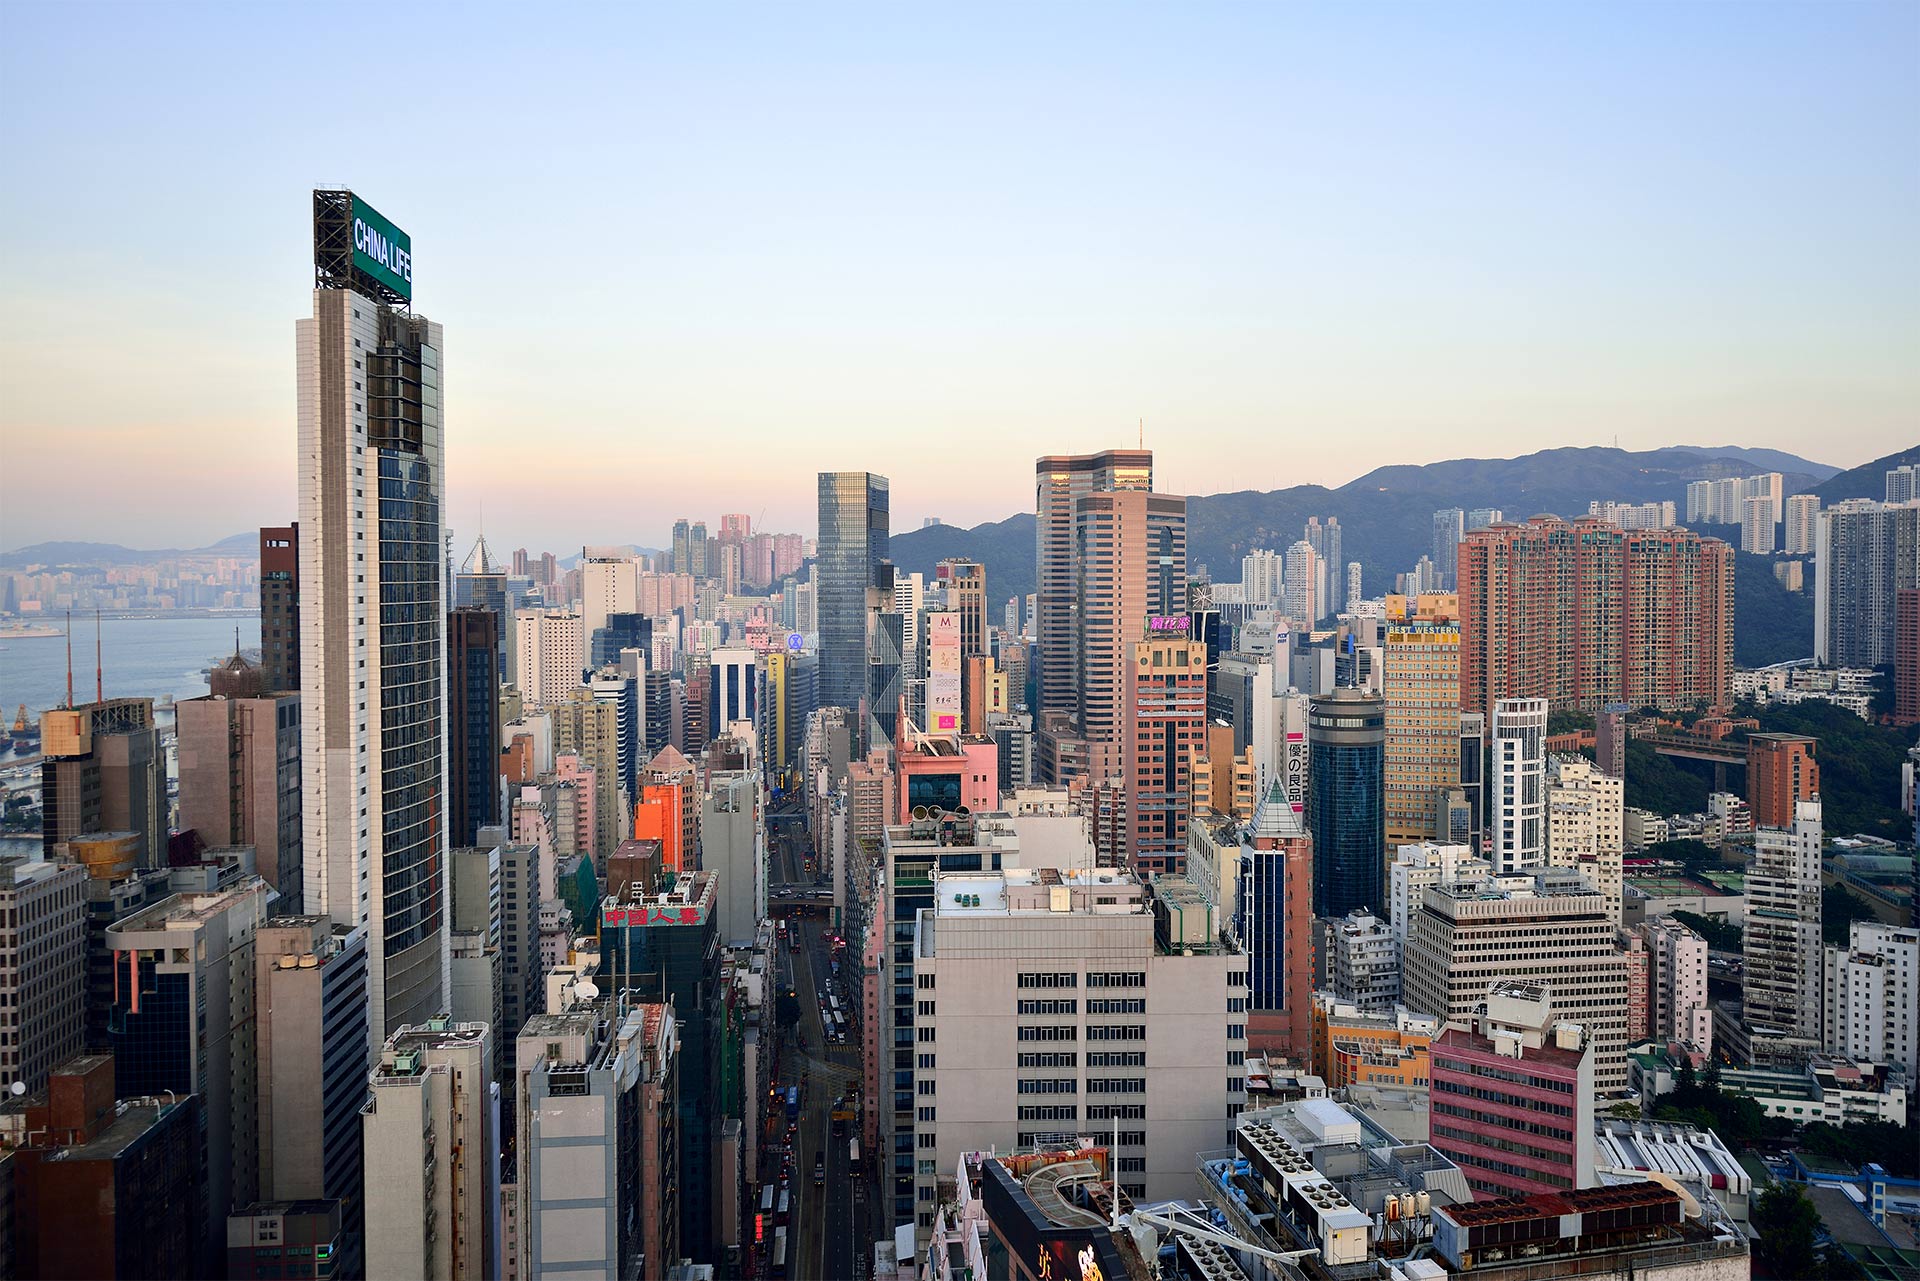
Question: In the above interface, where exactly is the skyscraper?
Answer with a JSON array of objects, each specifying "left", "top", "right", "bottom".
[
  {"left": 1126, "top": 629, "right": 1207, "bottom": 873},
  {"left": 1381, "top": 621, "right": 1461, "bottom": 844},
  {"left": 299, "top": 189, "right": 448, "bottom": 1037},
  {"left": 1282, "top": 540, "right": 1318, "bottom": 624},
  {"left": 259, "top": 525, "right": 300, "bottom": 692},
  {"left": 1432, "top": 509, "right": 1465, "bottom": 590},
  {"left": 817, "top": 472, "right": 890, "bottom": 714},
  {"left": 1308, "top": 687, "right": 1386, "bottom": 918},
  {"left": 1744, "top": 800, "right": 1824, "bottom": 1053},
  {"left": 1747, "top": 733, "right": 1819, "bottom": 830},
  {"left": 448, "top": 607, "right": 503, "bottom": 849},
  {"left": 0, "top": 857, "right": 85, "bottom": 1095},
  {"left": 1034, "top": 449, "right": 1152, "bottom": 720},
  {"left": 1814, "top": 499, "right": 1920, "bottom": 668},
  {"left": 176, "top": 675, "right": 304, "bottom": 909},
  {"left": 1490, "top": 698, "right": 1548, "bottom": 876},
  {"left": 1238, "top": 785, "right": 1315, "bottom": 1060},
  {"left": 1784, "top": 493, "right": 1821, "bottom": 557},
  {"left": 1458, "top": 516, "right": 1733, "bottom": 721},
  {"left": 1070, "top": 489, "right": 1188, "bottom": 758},
  {"left": 1306, "top": 517, "right": 1341, "bottom": 620}
]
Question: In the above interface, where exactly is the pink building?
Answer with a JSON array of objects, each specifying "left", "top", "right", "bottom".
[
  {"left": 1430, "top": 980, "right": 1596, "bottom": 1200},
  {"left": 893, "top": 734, "right": 998, "bottom": 824}
]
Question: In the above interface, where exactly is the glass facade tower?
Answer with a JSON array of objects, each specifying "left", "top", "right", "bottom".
[
  {"left": 1308, "top": 687, "right": 1386, "bottom": 918},
  {"left": 817, "top": 472, "right": 890, "bottom": 714}
]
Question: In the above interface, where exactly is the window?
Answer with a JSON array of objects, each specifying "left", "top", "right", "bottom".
[
  {"left": 1017, "top": 1105, "right": 1078, "bottom": 1122},
  {"left": 1227, "top": 997, "right": 1246, "bottom": 1013},
  {"left": 1017, "top": 1078, "right": 1078, "bottom": 1095},
  {"left": 1087, "top": 1052, "right": 1145, "bottom": 1067},
  {"left": 918, "top": 1054, "right": 936, "bottom": 1070},
  {"left": 1087, "top": 998, "right": 1145, "bottom": 1015},
  {"left": 1017, "top": 1025, "right": 1077, "bottom": 1042},
  {"left": 1086, "top": 1024, "right": 1145, "bottom": 1042},
  {"left": 1018, "top": 1052, "right": 1078, "bottom": 1069},
  {"left": 918, "top": 1133, "right": 937, "bottom": 1149},
  {"left": 1017, "top": 998, "right": 1077, "bottom": 1016},
  {"left": 1119, "top": 1157, "right": 1146, "bottom": 1173},
  {"left": 1017, "top": 972, "right": 1077, "bottom": 989},
  {"left": 917, "top": 974, "right": 936, "bottom": 990},
  {"left": 1087, "top": 1078, "right": 1147, "bottom": 1094},
  {"left": 1117, "top": 1130, "right": 1147, "bottom": 1146},
  {"left": 1087, "top": 1104, "right": 1145, "bottom": 1120},
  {"left": 1086, "top": 972, "right": 1145, "bottom": 988},
  {"left": 917, "top": 1000, "right": 936, "bottom": 1017},
  {"left": 917, "top": 1106, "right": 937, "bottom": 1122},
  {"left": 918, "top": 1027, "right": 936, "bottom": 1043}
]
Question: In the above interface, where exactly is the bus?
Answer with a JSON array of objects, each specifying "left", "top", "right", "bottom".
[
  {"left": 769, "top": 1227, "right": 789, "bottom": 1280},
  {"left": 785, "top": 1085, "right": 800, "bottom": 1123},
  {"left": 849, "top": 1137, "right": 862, "bottom": 1175},
  {"left": 759, "top": 1185, "right": 775, "bottom": 1218},
  {"left": 776, "top": 1188, "right": 791, "bottom": 1226}
]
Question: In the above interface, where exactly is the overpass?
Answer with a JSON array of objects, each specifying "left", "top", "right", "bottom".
[{"left": 1639, "top": 733, "right": 1747, "bottom": 792}]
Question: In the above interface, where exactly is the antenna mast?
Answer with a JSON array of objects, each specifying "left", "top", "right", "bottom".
[
  {"left": 64, "top": 610, "right": 73, "bottom": 709},
  {"left": 95, "top": 609, "right": 103, "bottom": 702}
]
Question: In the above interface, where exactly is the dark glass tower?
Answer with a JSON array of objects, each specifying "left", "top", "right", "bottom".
[
  {"left": 817, "top": 472, "right": 890, "bottom": 713},
  {"left": 1307, "top": 687, "right": 1386, "bottom": 918},
  {"left": 448, "top": 607, "right": 501, "bottom": 848}
]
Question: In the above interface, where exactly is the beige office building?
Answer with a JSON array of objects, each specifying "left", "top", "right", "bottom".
[
  {"left": 255, "top": 916, "right": 370, "bottom": 1209},
  {"left": 1402, "top": 871, "right": 1628, "bottom": 1096},
  {"left": 363, "top": 1018, "right": 496, "bottom": 1281},
  {"left": 909, "top": 867, "right": 1245, "bottom": 1232},
  {"left": 1546, "top": 757, "right": 1625, "bottom": 924},
  {"left": 1382, "top": 623, "right": 1461, "bottom": 843}
]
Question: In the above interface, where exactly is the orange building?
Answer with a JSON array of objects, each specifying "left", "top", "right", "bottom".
[
  {"left": 1747, "top": 733, "right": 1820, "bottom": 830},
  {"left": 1458, "top": 517, "right": 1733, "bottom": 722},
  {"left": 1310, "top": 993, "right": 1441, "bottom": 1088}
]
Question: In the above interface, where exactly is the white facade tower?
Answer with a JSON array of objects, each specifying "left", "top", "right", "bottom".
[{"left": 299, "top": 189, "right": 450, "bottom": 1040}]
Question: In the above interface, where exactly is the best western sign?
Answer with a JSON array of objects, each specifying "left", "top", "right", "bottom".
[{"left": 351, "top": 195, "right": 412, "bottom": 300}]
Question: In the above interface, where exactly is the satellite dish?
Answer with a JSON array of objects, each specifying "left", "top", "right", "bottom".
[
  {"left": 9, "top": 1081, "right": 24, "bottom": 1097},
  {"left": 573, "top": 980, "right": 600, "bottom": 1002}
]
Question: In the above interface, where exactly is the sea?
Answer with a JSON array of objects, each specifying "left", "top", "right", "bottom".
[{"left": 0, "top": 615, "right": 260, "bottom": 730}]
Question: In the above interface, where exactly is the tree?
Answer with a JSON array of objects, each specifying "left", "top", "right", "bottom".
[
  {"left": 1752, "top": 1184, "right": 1822, "bottom": 1280},
  {"left": 1672, "top": 910, "right": 1742, "bottom": 953},
  {"left": 1799, "top": 1119, "right": 1920, "bottom": 1179},
  {"left": 1822, "top": 883, "right": 1875, "bottom": 949},
  {"left": 1643, "top": 837, "right": 1721, "bottom": 869}
]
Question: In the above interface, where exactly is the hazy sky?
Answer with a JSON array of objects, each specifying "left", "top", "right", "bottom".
[{"left": 2, "top": 2, "right": 1914, "bottom": 555}]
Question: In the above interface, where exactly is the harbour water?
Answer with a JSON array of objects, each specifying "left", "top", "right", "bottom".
[{"left": 0, "top": 615, "right": 260, "bottom": 728}]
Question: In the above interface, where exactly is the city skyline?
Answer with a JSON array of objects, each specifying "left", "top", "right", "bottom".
[{"left": 4, "top": 2, "right": 1916, "bottom": 552}]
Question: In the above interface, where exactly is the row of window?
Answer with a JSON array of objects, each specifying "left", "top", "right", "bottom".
[
  {"left": 1086, "top": 972, "right": 1146, "bottom": 988},
  {"left": 1087, "top": 998, "right": 1145, "bottom": 1015},
  {"left": 1017, "top": 972, "right": 1077, "bottom": 988},
  {"left": 1017, "top": 999, "right": 1077, "bottom": 1016}
]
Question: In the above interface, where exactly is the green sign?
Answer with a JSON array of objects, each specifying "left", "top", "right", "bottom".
[{"left": 350, "top": 195, "right": 412, "bottom": 300}]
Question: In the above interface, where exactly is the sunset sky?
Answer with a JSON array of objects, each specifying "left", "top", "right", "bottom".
[{"left": 2, "top": 2, "right": 1914, "bottom": 555}]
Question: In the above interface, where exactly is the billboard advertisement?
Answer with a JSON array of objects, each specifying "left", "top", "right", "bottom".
[{"left": 350, "top": 195, "right": 412, "bottom": 301}]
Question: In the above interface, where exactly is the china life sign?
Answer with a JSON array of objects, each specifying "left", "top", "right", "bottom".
[{"left": 351, "top": 195, "right": 412, "bottom": 301}]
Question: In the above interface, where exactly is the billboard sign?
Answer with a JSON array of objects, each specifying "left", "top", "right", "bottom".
[
  {"left": 1148, "top": 614, "right": 1189, "bottom": 633},
  {"left": 351, "top": 195, "right": 412, "bottom": 301}
]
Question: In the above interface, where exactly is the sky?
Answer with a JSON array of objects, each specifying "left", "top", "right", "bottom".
[{"left": 1, "top": 2, "right": 1915, "bottom": 556}]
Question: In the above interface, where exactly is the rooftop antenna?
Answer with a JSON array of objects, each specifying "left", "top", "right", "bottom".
[
  {"left": 1138, "top": 417, "right": 1144, "bottom": 449},
  {"left": 95, "top": 610, "right": 103, "bottom": 702},
  {"left": 64, "top": 610, "right": 73, "bottom": 709}
]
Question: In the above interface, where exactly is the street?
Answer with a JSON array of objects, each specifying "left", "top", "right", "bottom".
[{"left": 764, "top": 802, "right": 872, "bottom": 1281}]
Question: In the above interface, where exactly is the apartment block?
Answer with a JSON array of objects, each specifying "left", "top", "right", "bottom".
[
  {"left": 1546, "top": 756, "right": 1624, "bottom": 924},
  {"left": 1743, "top": 800, "right": 1824, "bottom": 1050},
  {"left": 0, "top": 857, "right": 86, "bottom": 1094},
  {"left": 1328, "top": 911, "right": 1400, "bottom": 1014},
  {"left": 1309, "top": 994, "right": 1439, "bottom": 1089},
  {"left": 1822, "top": 921, "right": 1918, "bottom": 1079}
]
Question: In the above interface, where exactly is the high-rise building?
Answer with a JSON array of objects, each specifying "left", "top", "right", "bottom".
[
  {"left": 6, "top": 1056, "right": 206, "bottom": 1280},
  {"left": 456, "top": 532, "right": 507, "bottom": 618},
  {"left": 1747, "top": 733, "right": 1819, "bottom": 830},
  {"left": 1815, "top": 499, "right": 1920, "bottom": 668},
  {"left": 1458, "top": 517, "right": 1733, "bottom": 720},
  {"left": 818, "top": 472, "right": 891, "bottom": 714},
  {"left": 299, "top": 189, "right": 449, "bottom": 1039},
  {"left": 447, "top": 607, "right": 503, "bottom": 850},
  {"left": 1636, "top": 915, "right": 1713, "bottom": 1054},
  {"left": 891, "top": 570, "right": 925, "bottom": 681},
  {"left": 1035, "top": 449, "right": 1153, "bottom": 721},
  {"left": 670, "top": 519, "right": 691, "bottom": 575},
  {"left": 1429, "top": 980, "right": 1596, "bottom": 1198},
  {"left": 177, "top": 678, "right": 304, "bottom": 910},
  {"left": 1126, "top": 630, "right": 1208, "bottom": 874},
  {"left": 1306, "top": 517, "right": 1341, "bottom": 620},
  {"left": 1784, "top": 493, "right": 1821, "bottom": 556},
  {"left": 1242, "top": 547, "right": 1283, "bottom": 605},
  {"left": 908, "top": 867, "right": 1245, "bottom": 1225},
  {"left": 1740, "top": 494, "right": 1776, "bottom": 555},
  {"left": 106, "top": 876, "right": 272, "bottom": 1262},
  {"left": 39, "top": 698, "right": 165, "bottom": 869},
  {"left": 939, "top": 557, "right": 989, "bottom": 659},
  {"left": 1594, "top": 703, "right": 1630, "bottom": 779},
  {"left": 363, "top": 1018, "right": 497, "bottom": 1281},
  {"left": 1545, "top": 756, "right": 1624, "bottom": 923},
  {"left": 0, "top": 857, "right": 85, "bottom": 1094},
  {"left": 1382, "top": 622, "right": 1461, "bottom": 844},
  {"left": 1822, "top": 921, "right": 1918, "bottom": 1078},
  {"left": 1386, "top": 841, "right": 1492, "bottom": 946},
  {"left": 1490, "top": 698, "right": 1548, "bottom": 876},
  {"left": 599, "top": 872, "right": 722, "bottom": 1262},
  {"left": 1282, "top": 539, "right": 1318, "bottom": 624},
  {"left": 1308, "top": 688, "right": 1385, "bottom": 918},
  {"left": 512, "top": 1000, "right": 678, "bottom": 1281},
  {"left": 1432, "top": 509, "right": 1465, "bottom": 590},
  {"left": 1743, "top": 800, "right": 1824, "bottom": 1051},
  {"left": 260, "top": 525, "right": 301, "bottom": 692},
  {"left": 1588, "top": 499, "right": 1677, "bottom": 530},
  {"left": 1403, "top": 871, "right": 1628, "bottom": 1095},
  {"left": 1901, "top": 589, "right": 1920, "bottom": 727},
  {"left": 552, "top": 691, "right": 624, "bottom": 859},
  {"left": 702, "top": 770, "right": 763, "bottom": 949},
  {"left": 1328, "top": 910, "right": 1400, "bottom": 1014},
  {"left": 253, "top": 916, "right": 370, "bottom": 1237},
  {"left": 513, "top": 609, "right": 585, "bottom": 710},
  {"left": 1465, "top": 507, "right": 1504, "bottom": 532},
  {"left": 1888, "top": 464, "right": 1920, "bottom": 504},
  {"left": 688, "top": 521, "right": 709, "bottom": 578},
  {"left": 1073, "top": 489, "right": 1188, "bottom": 758}
]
